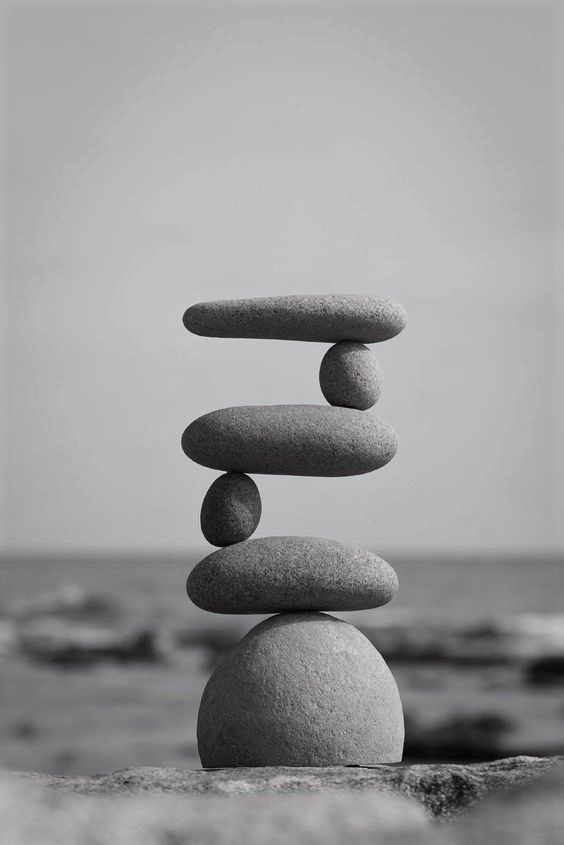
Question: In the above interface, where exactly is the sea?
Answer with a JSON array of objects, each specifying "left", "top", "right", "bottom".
[{"left": 1, "top": 552, "right": 563, "bottom": 776}]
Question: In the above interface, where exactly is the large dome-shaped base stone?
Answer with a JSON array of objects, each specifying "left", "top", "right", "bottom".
[{"left": 197, "top": 611, "right": 404, "bottom": 767}]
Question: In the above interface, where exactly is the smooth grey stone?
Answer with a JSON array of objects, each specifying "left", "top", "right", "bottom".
[
  {"left": 187, "top": 536, "right": 398, "bottom": 613},
  {"left": 200, "top": 473, "right": 261, "bottom": 547},
  {"left": 183, "top": 295, "right": 407, "bottom": 343},
  {"left": 197, "top": 611, "right": 404, "bottom": 767},
  {"left": 182, "top": 405, "right": 398, "bottom": 476},
  {"left": 319, "top": 341, "right": 382, "bottom": 410}
]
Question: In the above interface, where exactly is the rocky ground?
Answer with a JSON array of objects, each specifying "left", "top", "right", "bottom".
[{"left": 2, "top": 755, "right": 563, "bottom": 844}]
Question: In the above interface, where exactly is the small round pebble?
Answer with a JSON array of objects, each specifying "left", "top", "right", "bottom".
[
  {"left": 319, "top": 342, "right": 382, "bottom": 410},
  {"left": 197, "top": 611, "right": 404, "bottom": 767},
  {"left": 200, "top": 473, "right": 261, "bottom": 547}
]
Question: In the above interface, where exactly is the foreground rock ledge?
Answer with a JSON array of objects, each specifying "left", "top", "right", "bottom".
[{"left": 12, "top": 755, "right": 562, "bottom": 820}]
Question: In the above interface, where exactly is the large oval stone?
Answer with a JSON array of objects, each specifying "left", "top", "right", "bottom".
[
  {"left": 200, "top": 473, "right": 261, "bottom": 547},
  {"left": 319, "top": 341, "right": 382, "bottom": 410},
  {"left": 182, "top": 405, "right": 397, "bottom": 476},
  {"left": 184, "top": 295, "right": 407, "bottom": 343},
  {"left": 187, "top": 536, "right": 398, "bottom": 613},
  {"left": 197, "top": 611, "right": 404, "bottom": 766}
]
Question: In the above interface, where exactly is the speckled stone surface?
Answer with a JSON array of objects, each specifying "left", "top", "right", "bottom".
[
  {"left": 197, "top": 612, "right": 404, "bottom": 767},
  {"left": 10, "top": 756, "right": 561, "bottom": 822},
  {"left": 183, "top": 295, "right": 407, "bottom": 343},
  {"left": 182, "top": 405, "right": 398, "bottom": 476},
  {"left": 187, "top": 536, "right": 398, "bottom": 613},
  {"left": 319, "top": 341, "right": 382, "bottom": 410},
  {"left": 200, "top": 473, "right": 261, "bottom": 547}
]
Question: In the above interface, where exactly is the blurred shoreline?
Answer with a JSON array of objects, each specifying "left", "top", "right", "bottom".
[{"left": 2, "top": 552, "right": 563, "bottom": 775}]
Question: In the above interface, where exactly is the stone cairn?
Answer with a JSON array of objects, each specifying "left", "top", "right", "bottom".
[{"left": 182, "top": 294, "right": 407, "bottom": 767}]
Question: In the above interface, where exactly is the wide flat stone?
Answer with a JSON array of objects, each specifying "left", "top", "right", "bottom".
[
  {"left": 197, "top": 612, "right": 404, "bottom": 767},
  {"left": 182, "top": 405, "right": 397, "bottom": 476},
  {"left": 9, "top": 756, "right": 560, "bottom": 821},
  {"left": 183, "top": 295, "right": 407, "bottom": 343},
  {"left": 187, "top": 536, "right": 398, "bottom": 613}
]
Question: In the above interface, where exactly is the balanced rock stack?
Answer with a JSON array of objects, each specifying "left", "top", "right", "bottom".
[{"left": 182, "top": 295, "right": 407, "bottom": 768}]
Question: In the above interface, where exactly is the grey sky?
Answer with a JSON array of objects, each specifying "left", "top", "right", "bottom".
[{"left": 3, "top": 5, "right": 561, "bottom": 554}]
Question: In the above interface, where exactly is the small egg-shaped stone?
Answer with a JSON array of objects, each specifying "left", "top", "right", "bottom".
[
  {"left": 319, "top": 341, "right": 382, "bottom": 410},
  {"left": 200, "top": 472, "right": 261, "bottom": 547}
]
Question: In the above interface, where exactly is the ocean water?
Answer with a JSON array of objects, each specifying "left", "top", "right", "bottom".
[
  {"left": 1, "top": 552, "right": 563, "bottom": 776},
  {"left": 4, "top": 551, "right": 563, "bottom": 625}
]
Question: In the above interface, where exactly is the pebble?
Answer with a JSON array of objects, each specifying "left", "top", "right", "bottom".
[
  {"left": 197, "top": 611, "right": 404, "bottom": 766},
  {"left": 184, "top": 295, "right": 407, "bottom": 343},
  {"left": 187, "top": 536, "right": 398, "bottom": 613},
  {"left": 182, "top": 405, "right": 397, "bottom": 476},
  {"left": 319, "top": 341, "right": 382, "bottom": 409},
  {"left": 200, "top": 473, "right": 261, "bottom": 547}
]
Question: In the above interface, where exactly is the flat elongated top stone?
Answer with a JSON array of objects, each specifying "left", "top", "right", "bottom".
[
  {"left": 182, "top": 405, "right": 397, "bottom": 476},
  {"left": 183, "top": 295, "right": 407, "bottom": 343},
  {"left": 187, "top": 536, "right": 398, "bottom": 613}
]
